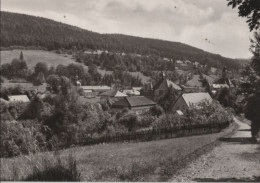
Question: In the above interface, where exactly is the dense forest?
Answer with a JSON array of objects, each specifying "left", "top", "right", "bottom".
[{"left": 1, "top": 11, "right": 246, "bottom": 69}]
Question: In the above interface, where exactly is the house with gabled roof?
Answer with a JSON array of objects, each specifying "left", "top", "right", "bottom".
[
  {"left": 81, "top": 85, "right": 111, "bottom": 93},
  {"left": 172, "top": 92, "right": 212, "bottom": 112},
  {"left": 141, "top": 72, "right": 182, "bottom": 101},
  {"left": 99, "top": 90, "right": 128, "bottom": 98},
  {"left": 153, "top": 72, "right": 182, "bottom": 99},
  {"left": 111, "top": 96, "right": 156, "bottom": 114}
]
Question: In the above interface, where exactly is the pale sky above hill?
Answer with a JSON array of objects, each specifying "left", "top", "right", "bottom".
[{"left": 2, "top": 0, "right": 254, "bottom": 58}]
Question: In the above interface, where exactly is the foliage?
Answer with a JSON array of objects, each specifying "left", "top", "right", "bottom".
[
  {"left": 34, "top": 62, "right": 48, "bottom": 76},
  {"left": 186, "top": 101, "right": 233, "bottom": 125},
  {"left": 137, "top": 114, "right": 157, "bottom": 128},
  {"left": 0, "top": 101, "right": 28, "bottom": 120},
  {"left": 227, "top": 0, "right": 260, "bottom": 31},
  {"left": 118, "top": 112, "right": 139, "bottom": 132},
  {"left": 0, "top": 59, "right": 28, "bottom": 79},
  {"left": 34, "top": 72, "right": 46, "bottom": 85},
  {"left": 149, "top": 105, "right": 164, "bottom": 117},
  {"left": 0, "top": 120, "right": 47, "bottom": 157},
  {"left": 1, "top": 11, "right": 242, "bottom": 70},
  {"left": 152, "top": 114, "right": 182, "bottom": 129},
  {"left": 23, "top": 154, "right": 81, "bottom": 181},
  {"left": 245, "top": 92, "right": 260, "bottom": 140},
  {"left": 20, "top": 51, "right": 24, "bottom": 60},
  {"left": 21, "top": 96, "right": 53, "bottom": 121},
  {"left": 153, "top": 101, "right": 232, "bottom": 129},
  {"left": 158, "top": 87, "right": 179, "bottom": 112},
  {"left": 216, "top": 87, "right": 237, "bottom": 108}
]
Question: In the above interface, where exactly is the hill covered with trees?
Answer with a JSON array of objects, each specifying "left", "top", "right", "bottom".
[{"left": 1, "top": 11, "right": 245, "bottom": 69}]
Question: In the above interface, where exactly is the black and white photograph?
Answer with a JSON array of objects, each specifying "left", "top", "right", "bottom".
[{"left": 0, "top": 0, "right": 259, "bottom": 182}]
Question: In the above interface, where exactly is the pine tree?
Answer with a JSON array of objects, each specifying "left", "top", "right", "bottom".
[{"left": 20, "top": 51, "right": 24, "bottom": 60}]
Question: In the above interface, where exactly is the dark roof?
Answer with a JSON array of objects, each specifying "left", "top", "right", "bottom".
[
  {"left": 153, "top": 79, "right": 182, "bottom": 91},
  {"left": 112, "top": 96, "right": 156, "bottom": 108}
]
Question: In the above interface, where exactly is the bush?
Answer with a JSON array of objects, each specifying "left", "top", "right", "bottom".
[
  {"left": 152, "top": 114, "right": 182, "bottom": 129},
  {"left": 152, "top": 101, "right": 232, "bottom": 129},
  {"left": 119, "top": 112, "right": 138, "bottom": 132},
  {"left": 138, "top": 114, "right": 157, "bottom": 128},
  {"left": 149, "top": 105, "right": 164, "bottom": 117},
  {"left": 0, "top": 120, "right": 47, "bottom": 157}
]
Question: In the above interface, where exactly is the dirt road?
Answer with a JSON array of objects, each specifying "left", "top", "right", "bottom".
[{"left": 170, "top": 118, "right": 260, "bottom": 182}]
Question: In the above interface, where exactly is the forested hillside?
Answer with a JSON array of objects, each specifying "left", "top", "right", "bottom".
[{"left": 1, "top": 11, "right": 245, "bottom": 69}]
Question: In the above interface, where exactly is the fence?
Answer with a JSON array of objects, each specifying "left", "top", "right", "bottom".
[{"left": 80, "top": 122, "right": 230, "bottom": 146}]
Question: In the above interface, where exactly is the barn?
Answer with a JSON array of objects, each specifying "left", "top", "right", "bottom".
[{"left": 172, "top": 92, "right": 212, "bottom": 112}]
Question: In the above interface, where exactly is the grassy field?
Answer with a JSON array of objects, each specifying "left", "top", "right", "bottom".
[
  {"left": 0, "top": 50, "right": 87, "bottom": 70},
  {"left": 1, "top": 123, "right": 236, "bottom": 181}
]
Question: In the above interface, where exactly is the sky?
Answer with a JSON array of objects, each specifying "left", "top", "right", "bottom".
[{"left": 2, "top": 0, "right": 254, "bottom": 58}]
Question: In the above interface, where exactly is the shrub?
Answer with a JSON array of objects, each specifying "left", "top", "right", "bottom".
[
  {"left": 0, "top": 120, "right": 47, "bottom": 158},
  {"left": 138, "top": 114, "right": 157, "bottom": 128},
  {"left": 152, "top": 114, "right": 182, "bottom": 129},
  {"left": 149, "top": 105, "right": 164, "bottom": 117},
  {"left": 119, "top": 112, "right": 138, "bottom": 132}
]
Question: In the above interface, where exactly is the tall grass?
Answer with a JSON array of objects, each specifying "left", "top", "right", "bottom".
[{"left": 1, "top": 152, "right": 81, "bottom": 181}]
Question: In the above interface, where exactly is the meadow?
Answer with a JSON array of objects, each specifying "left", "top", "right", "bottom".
[
  {"left": 1, "top": 123, "right": 236, "bottom": 181},
  {"left": 0, "top": 50, "right": 86, "bottom": 69}
]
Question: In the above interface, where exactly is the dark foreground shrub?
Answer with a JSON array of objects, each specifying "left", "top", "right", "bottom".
[{"left": 23, "top": 154, "right": 81, "bottom": 181}]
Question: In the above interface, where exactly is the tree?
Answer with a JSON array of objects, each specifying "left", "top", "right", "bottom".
[
  {"left": 11, "top": 59, "right": 27, "bottom": 72},
  {"left": 149, "top": 105, "right": 164, "bottom": 117},
  {"left": 227, "top": 0, "right": 260, "bottom": 31},
  {"left": 227, "top": 0, "right": 260, "bottom": 140},
  {"left": 20, "top": 51, "right": 24, "bottom": 60},
  {"left": 34, "top": 72, "right": 46, "bottom": 85},
  {"left": 217, "top": 87, "right": 236, "bottom": 108},
  {"left": 35, "top": 62, "right": 48, "bottom": 76},
  {"left": 46, "top": 74, "right": 61, "bottom": 93},
  {"left": 119, "top": 112, "right": 138, "bottom": 132},
  {"left": 158, "top": 86, "right": 179, "bottom": 112},
  {"left": 244, "top": 92, "right": 260, "bottom": 140}
]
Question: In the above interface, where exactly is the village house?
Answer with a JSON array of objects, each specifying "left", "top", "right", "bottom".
[
  {"left": 81, "top": 85, "right": 111, "bottom": 93},
  {"left": 212, "top": 67, "right": 236, "bottom": 93},
  {"left": 121, "top": 89, "right": 141, "bottom": 96},
  {"left": 181, "top": 85, "right": 203, "bottom": 93},
  {"left": 8, "top": 95, "right": 30, "bottom": 103},
  {"left": 172, "top": 92, "right": 212, "bottom": 112},
  {"left": 99, "top": 89, "right": 128, "bottom": 99},
  {"left": 141, "top": 72, "right": 182, "bottom": 101},
  {"left": 111, "top": 96, "right": 156, "bottom": 114},
  {"left": 153, "top": 72, "right": 182, "bottom": 99}
]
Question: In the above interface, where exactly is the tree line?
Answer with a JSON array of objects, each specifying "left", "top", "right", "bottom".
[{"left": 1, "top": 11, "right": 243, "bottom": 70}]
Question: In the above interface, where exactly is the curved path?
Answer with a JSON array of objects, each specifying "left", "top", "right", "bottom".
[{"left": 170, "top": 118, "right": 260, "bottom": 182}]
